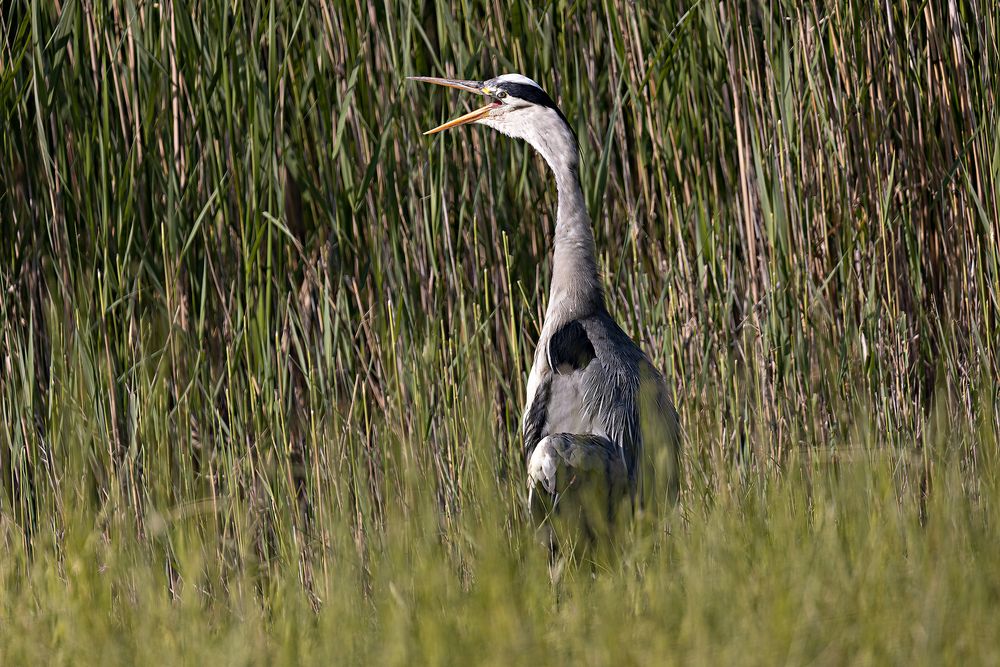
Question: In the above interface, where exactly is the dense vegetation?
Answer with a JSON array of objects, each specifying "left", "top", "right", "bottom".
[{"left": 2, "top": 0, "right": 998, "bottom": 663}]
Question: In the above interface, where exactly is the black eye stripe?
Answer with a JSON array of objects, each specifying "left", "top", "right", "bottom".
[
  {"left": 499, "top": 83, "right": 558, "bottom": 110},
  {"left": 495, "top": 81, "right": 575, "bottom": 142}
]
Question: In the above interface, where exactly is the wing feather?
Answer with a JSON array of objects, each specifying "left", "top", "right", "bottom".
[{"left": 523, "top": 312, "right": 681, "bottom": 504}]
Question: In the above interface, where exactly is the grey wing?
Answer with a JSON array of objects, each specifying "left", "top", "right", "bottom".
[
  {"left": 577, "top": 316, "right": 643, "bottom": 482},
  {"left": 636, "top": 362, "right": 682, "bottom": 507},
  {"left": 525, "top": 314, "right": 681, "bottom": 504},
  {"left": 579, "top": 315, "right": 681, "bottom": 502}
]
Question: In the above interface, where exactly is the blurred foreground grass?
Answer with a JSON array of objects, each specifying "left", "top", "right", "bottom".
[{"left": 1, "top": 0, "right": 999, "bottom": 663}]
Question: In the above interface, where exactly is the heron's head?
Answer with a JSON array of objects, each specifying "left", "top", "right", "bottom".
[{"left": 409, "top": 73, "right": 578, "bottom": 176}]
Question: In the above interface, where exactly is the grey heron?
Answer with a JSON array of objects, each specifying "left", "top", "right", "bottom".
[{"left": 410, "top": 73, "right": 681, "bottom": 554}]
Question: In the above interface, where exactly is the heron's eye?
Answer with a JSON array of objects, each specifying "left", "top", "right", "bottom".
[{"left": 496, "top": 90, "right": 508, "bottom": 99}]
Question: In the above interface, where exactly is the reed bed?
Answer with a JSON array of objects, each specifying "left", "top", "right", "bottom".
[{"left": 1, "top": 0, "right": 998, "bottom": 663}]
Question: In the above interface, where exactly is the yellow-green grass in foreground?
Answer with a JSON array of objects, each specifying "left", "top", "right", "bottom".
[{"left": 1, "top": 0, "right": 998, "bottom": 663}]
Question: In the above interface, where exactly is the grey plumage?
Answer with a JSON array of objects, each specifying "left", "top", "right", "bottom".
[
  {"left": 524, "top": 312, "right": 680, "bottom": 498},
  {"left": 411, "top": 72, "right": 681, "bottom": 554}
]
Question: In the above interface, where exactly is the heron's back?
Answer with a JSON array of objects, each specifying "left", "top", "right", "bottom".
[{"left": 523, "top": 309, "right": 680, "bottom": 499}]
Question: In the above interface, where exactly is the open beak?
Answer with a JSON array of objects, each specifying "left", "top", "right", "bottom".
[{"left": 408, "top": 76, "right": 498, "bottom": 135}]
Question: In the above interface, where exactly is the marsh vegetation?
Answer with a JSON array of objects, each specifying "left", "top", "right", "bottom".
[{"left": 1, "top": 0, "right": 998, "bottom": 663}]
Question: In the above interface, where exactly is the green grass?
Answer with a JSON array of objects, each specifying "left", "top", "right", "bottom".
[{"left": 1, "top": 0, "right": 998, "bottom": 663}]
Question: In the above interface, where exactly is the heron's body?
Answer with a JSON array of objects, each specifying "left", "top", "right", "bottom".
[{"left": 411, "top": 73, "right": 680, "bottom": 552}]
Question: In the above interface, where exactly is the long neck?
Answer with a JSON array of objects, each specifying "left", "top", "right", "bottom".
[
  {"left": 522, "top": 113, "right": 604, "bottom": 325},
  {"left": 550, "top": 173, "right": 602, "bottom": 321}
]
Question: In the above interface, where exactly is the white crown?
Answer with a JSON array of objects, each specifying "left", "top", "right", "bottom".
[{"left": 494, "top": 73, "right": 543, "bottom": 89}]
